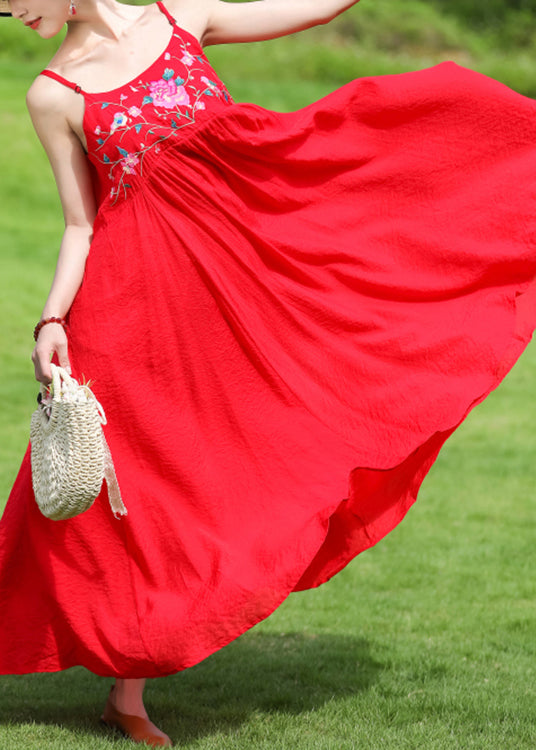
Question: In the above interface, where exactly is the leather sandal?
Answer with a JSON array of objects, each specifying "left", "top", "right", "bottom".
[{"left": 101, "top": 687, "right": 173, "bottom": 747}]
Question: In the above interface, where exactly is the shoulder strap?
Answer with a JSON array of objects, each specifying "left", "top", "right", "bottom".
[
  {"left": 40, "top": 69, "right": 83, "bottom": 94},
  {"left": 156, "top": 0, "right": 177, "bottom": 27}
]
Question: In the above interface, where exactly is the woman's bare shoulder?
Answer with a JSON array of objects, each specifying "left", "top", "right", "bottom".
[
  {"left": 164, "top": 0, "right": 215, "bottom": 41},
  {"left": 26, "top": 72, "right": 85, "bottom": 151},
  {"left": 26, "top": 74, "right": 72, "bottom": 117}
]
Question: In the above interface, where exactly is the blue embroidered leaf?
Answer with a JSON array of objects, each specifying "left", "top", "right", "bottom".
[
  {"left": 101, "top": 102, "right": 110, "bottom": 109},
  {"left": 204, "top": 89, "right": 214, "bottom": 96},
  {"left": 174, "top": 77, "right": 185, "bottom": 86},
  {"left": 162, "top": 68, "right": 174, "bottom": 81},
  {"left": 116, "top": 147, "right": 129, "bottom": 157},
  {"left": 147, "top": 130, "right": 155, "bottom": 135},
  {"left": 124, "top": 184, "right": 132, "bottom": 189},
  {"left": 134, "top": 123, "right": 143, "bottom": 134},
  {"left": 142, "top": 96, "right": 153, "bottom": 106},
  {"left": 97, "top": 138, "right": 104, "bottom": 145},
  {"left": 103, "top": 155, "right": 110, "bottom": 163},
  {"left": 171, "top": 120, "right": 178, "bottom": 129}
]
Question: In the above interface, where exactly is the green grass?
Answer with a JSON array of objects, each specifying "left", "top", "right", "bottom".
[{"left": 1, "top": 7, "right": 536, "bottom": 749}]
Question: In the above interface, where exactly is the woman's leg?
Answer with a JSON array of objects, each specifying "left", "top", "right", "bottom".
[{"left": 113, "top": 678, "right": 148, "bottom": 718}]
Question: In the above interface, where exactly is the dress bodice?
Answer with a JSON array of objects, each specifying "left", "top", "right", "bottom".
[{"left": 41, "top": 1, "right": 234, "bottom": 205}]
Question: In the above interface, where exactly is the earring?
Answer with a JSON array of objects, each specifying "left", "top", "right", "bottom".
[{"left": 69, "top": 0, "right": 76, "bottom": 15}]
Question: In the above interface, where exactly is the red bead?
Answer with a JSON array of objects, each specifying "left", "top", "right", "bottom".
[{"left": 33, "top": 317, "right": 68, "bottom": 342}]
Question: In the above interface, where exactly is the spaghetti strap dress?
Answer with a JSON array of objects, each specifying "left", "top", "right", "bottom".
[{"left": 1, "top": 1, "right": 535, "bottom": 677}]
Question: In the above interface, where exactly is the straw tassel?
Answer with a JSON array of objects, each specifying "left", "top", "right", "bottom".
[{"left": 102, "top": 437, "right": 128, "bottom": 518}]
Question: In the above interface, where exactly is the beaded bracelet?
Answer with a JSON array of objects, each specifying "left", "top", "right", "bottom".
[{"left": 33, "top": 317, "right": 68, "bottom": 342}]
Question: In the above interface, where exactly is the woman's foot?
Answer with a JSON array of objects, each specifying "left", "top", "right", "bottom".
[{"left": 101, "top": 685, "right": 173, "bottom": 747}]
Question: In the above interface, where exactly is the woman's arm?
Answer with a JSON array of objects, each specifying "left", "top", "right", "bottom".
[
  {"left": 26, "top": 77, "right": 97, "bottom": 384},
  {"left": 201, "top": 0, "right": 361, "bottom": 46}
]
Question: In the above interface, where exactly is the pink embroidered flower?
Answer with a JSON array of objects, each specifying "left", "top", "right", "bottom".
[
  {"left": 181, "top": 51, "right": 195, "bottom": 66},
  {"left": 164, "top": 52, "right": 171, "bottom": 60},
  {"left": 110, "top": 112, "right": 128, "bottom": 132},
  {"left": 121, "top": 154, "right": 140, "bottom": 175},
  {"left": 94, "top": 125, "right": 102, "bottom": 135},
  {"left": 149, "top": 78, "right": 190, "bottom": 109},
  {"left": 128, "top": 106, "right": 143, "bottom": 118},
  {"left": 195, "top": 101, "right": 206, "bottom": 111},
  {"left": 201, "top": 76, "right": 219, "bottom": 93}
]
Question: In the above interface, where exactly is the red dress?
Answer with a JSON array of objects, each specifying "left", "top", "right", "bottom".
[{"left": 1, "top": 1, "right": 535, "bottom": 677}]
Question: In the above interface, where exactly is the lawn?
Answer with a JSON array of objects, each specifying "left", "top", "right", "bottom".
[{"left": 0, "top": 5, "right": 535, "bottom": 748}]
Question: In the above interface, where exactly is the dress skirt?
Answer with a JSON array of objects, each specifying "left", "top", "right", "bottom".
[{"left": 0, "top": 62, "right": 535, "bottom": 677}]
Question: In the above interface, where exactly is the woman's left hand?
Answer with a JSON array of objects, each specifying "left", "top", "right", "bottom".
[{"left": 32, "top": 323, "right": 71, "bottom": 385}]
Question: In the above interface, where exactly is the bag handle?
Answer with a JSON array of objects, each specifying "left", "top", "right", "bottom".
[
  {"left": 42, "top": 364, "right": 107, "bottom": 425},
  {"left": 50, "top": 364, "right": 76, "bottom": 400}
]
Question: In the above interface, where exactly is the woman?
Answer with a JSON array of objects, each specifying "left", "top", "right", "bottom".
[{"left": 0, "top": 0, "right": 535, "bottom": 746}]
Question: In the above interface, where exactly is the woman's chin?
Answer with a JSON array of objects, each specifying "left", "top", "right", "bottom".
[
  {"left": 39, "top": 25, "right": 64, "bottom": 40},
  {"left": 34, "top": 19, "right": 67, "bottom": 40}
]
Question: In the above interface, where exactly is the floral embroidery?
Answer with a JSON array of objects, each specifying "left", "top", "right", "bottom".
[
  {"left": 111, "top": 112, "right": 128, "bottom": 132},
  {"left": 149, "top": 77, "right": 190, "bottom": 109},
  {"left": 85, "top": 30, "right": 233, "bottom": 203},
  {"left": 201, "top": 76, "right": 218, "bottom": 93},
  {"left": 121, "top": 154, "right": 140, "bottom": 174},
  {"left": 181, "top": 51, "right": 194, "bottom": 66}
]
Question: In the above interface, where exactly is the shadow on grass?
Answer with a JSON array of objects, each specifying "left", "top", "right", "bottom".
[{"left": 0, "top": 630, "right": 381, "bottom": 744}]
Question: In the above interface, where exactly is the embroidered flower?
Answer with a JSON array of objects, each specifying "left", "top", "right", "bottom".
[
  {"left": 164, "top": 52, "right": 171, "bottom": 60},
  {"left": 120, "top": 154, "right": 140, "bottom": 175},
  {"left": 110, "top": 112, "right": 128, "bottom": 132},
  {"left": 201, "top": 76, "right": 219, "bottom": 94},
  {"left": 195, "top": 101, "right": 206, "bottom": 111},
  {"left": 181, "top": 51, "right": 195, "bottom": 66},
  {"left": 149, "top": 78, "right": 190, "bottom": 109},
  {"left": 94, "top": 125, "right": 102, "bottom": 135},
  {"left": 128, "top": 106, "right": 143, "bottom": 118}
]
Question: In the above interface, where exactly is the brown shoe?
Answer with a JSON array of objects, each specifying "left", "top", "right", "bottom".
[{"left": 101, "top": 687, "right": 173, "bottom": 747}]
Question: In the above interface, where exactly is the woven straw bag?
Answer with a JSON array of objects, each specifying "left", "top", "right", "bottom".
[{"left": 30, "top": 364, "right": 127, "bottom": 521}]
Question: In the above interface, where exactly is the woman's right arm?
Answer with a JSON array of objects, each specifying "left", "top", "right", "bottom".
[{"left": 26, "top": 77, "right": 97, "bottom": 385}]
